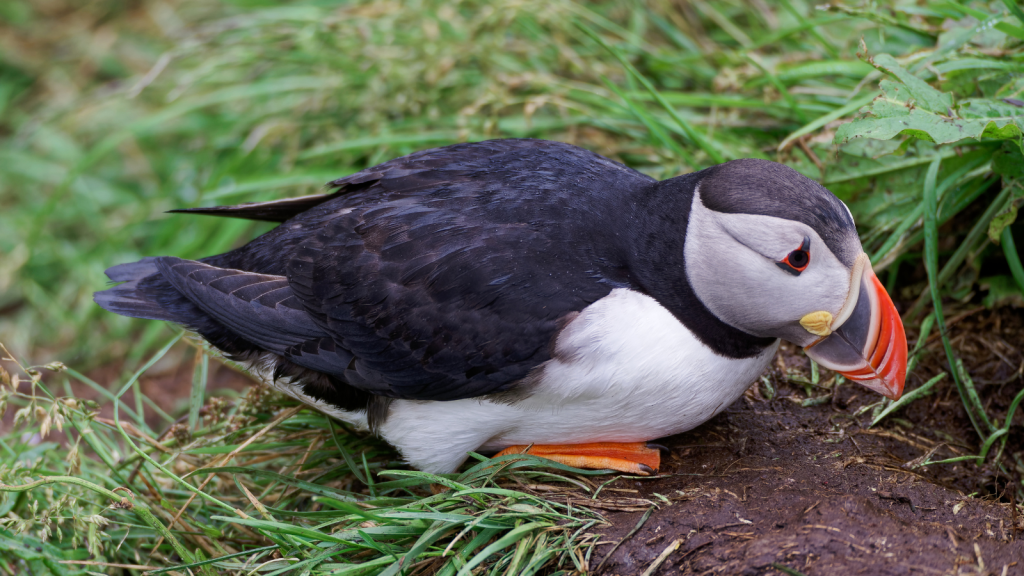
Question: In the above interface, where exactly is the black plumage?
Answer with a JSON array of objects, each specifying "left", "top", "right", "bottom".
[
  {"left": 95, "top": 139, "right": 841, "bottom": 415},
  {"left": 98, "top": 140, "right": 652, "bottom": 408}
]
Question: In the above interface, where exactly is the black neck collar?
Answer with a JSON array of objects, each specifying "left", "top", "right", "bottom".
[{"left": 627, "top": 172, "right": 776, "bottom": 359}]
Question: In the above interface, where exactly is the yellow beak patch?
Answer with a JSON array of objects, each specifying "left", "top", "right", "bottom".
[{"left": 800, "top": 311, "right": 834, "bottom": 336}]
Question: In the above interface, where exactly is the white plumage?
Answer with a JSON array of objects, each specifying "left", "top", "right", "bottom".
[{"left": 256, "top": 288, "right": 777, "bottom": 472}]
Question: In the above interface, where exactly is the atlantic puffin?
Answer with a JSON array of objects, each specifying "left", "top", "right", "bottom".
[{"left": 95, "top": 139, "right": 907, "bottom": 475}]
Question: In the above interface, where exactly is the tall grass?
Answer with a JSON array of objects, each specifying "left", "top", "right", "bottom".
[
  {"left": 1, "top": 0, "right": 1023, "bottom": 573},
  {"left": 0, "top": 342, "right": 622, "bottom": 575}
]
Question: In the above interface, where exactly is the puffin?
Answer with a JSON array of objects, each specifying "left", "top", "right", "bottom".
[{"left": 95, "top": 139, "right": 907, "bottom": 475}]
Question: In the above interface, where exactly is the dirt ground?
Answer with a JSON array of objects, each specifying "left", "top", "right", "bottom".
[
  {"left": 585, "top": 308, "right": 1024, "bottom": 576},
  {"left": 586, "top": 386, "right": 1023, "bottom": 575}
]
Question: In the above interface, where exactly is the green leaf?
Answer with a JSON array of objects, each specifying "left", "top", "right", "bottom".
[
  {"left": 989, "top": 145, "right": 1024, "bottom": 242},
  {"left": 868, "top": 53, "right": 951, "bottom": 113},
  {"left": 993, "top": 142, "right": 1024, "bottom": 178},
  {"left": 988, "top": 200, "right": 1019, "bottom": 243},
  {"left": 835, "top": 80, "right": 1024, "bottom": 146},
  {"left": 980, "top": 275, "right": 1024, "bottom": 308}
]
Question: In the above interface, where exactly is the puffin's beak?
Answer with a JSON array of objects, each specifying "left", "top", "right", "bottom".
[{"left": 803, "top": 257, "right": 907, "bottom": 400}]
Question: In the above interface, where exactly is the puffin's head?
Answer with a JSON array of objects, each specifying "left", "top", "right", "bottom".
[{"left": 684, "top": 159, "right": 907, "bottom": 399}]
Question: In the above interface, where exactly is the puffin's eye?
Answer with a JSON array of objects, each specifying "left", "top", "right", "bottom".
[
  {"left": 776, "top": 237, "right": 811, "bottom": 276},
  {"left": 788, "top": 249, "right": 809, "bottom": 268}
]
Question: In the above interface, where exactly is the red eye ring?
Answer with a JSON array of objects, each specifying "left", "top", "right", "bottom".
[{"left": 776, "top": 237, "right": 811, "bottom": 276}]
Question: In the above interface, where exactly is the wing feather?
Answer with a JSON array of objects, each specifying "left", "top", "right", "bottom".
[
  {"left": 155, "top": 257, "right": 325, "bottom": 350},
  {"left": 108, "top": 139, "right": 656, "bottom": 402}
]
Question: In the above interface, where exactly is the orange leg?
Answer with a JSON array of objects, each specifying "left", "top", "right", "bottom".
[{"left": 493, "top": 442, "right": 663, "bottom": 475}]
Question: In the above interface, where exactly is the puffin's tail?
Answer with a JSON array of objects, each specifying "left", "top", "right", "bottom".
[
  {"left": 95, "top": 256, "right": 375, "bottom": 413},
  {"left": 94, "top": 258, "right": 178, "bottom": 322},
  {"left": 94, "top": 257, "right": 252, "bottom": 357}
]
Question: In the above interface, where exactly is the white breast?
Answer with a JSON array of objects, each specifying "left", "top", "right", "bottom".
[{"left": 380, "top": 288, "right": 778, "bottom": 473}]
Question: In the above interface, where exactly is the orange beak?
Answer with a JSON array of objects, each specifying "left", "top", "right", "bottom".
[{"left": 804, "top": 263, "right": 907, "bottom": 400}]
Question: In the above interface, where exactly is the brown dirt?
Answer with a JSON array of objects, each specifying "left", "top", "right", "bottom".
[
  {"left": 588, "top": 392, "right": 1023, "bottom": 575},
  {"left": 587, "top": 307, "right": 1024, "bottom": 576}
]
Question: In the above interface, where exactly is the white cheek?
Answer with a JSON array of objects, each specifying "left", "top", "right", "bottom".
[{"left": 685, "top": 196, "right": 851, "bottom": 338}]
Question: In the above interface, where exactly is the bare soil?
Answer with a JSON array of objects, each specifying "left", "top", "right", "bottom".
[
  {"left": 589, "top": 307, "right": 1024, "bottom": 576},
  {"left": 588, "top": 389, "right": 1023, "bottom": 575}
]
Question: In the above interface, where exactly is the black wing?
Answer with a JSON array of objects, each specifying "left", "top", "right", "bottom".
[{"left": 98, "top": 139, "right": 655, "bottom": 402}]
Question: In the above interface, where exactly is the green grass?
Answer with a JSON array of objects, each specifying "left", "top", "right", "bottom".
[
  {"left": 1, "top": 0, "right": 1023, "bottom": 573},
  {"left": 0, "top": 341, "right": 621, "bottom": 575}
]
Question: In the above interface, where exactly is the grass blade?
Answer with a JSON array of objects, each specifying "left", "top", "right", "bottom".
[
  {"left": 744, "top": 54, "right": 807, "bottom": 123},
  {"left": 1001, "top": 227, "right": 1024, "bottom": 295},
  {"left": 196, "top": 466, "right": 361, "bottom": 502},
  {"left": 921, "top": 156, "right": 993, "bottom": 439},
  {"left": 189, "top": 350, "right": 208, "bottom": 431},
  {"left": 778, "top": 91, "right": 878, "bottom": 152},
  {"left": 602, "top": 78, "right": 696, "bottom": 167},
  {"left": 776, "top": 0, "right": 839, "bottom": 58},
  {"left": 909, "top": 182, "right": 1013, "bottom": 317},
  {"left": 576, "top": 22, "right": 725, "bottom": 164},
  {"left": 870, "top": 373, "right": 946, "bottom": 427},
  {"left": 1004, "top": 0, "right": 1024, "bottom": 26},
  {"left": 456, "top": 521, "right": 550, "bottom": 576}
]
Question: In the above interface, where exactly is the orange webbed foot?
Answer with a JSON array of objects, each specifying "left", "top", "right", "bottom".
[{"left": 493, "top": 441, "right": 663, "bottom": 475}]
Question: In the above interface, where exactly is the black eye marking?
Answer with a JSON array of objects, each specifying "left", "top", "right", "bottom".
[{"left": 776, "top": 236, "right": 811, "bottom": 276}]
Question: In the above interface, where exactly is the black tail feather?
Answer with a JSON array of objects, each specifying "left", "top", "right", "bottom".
[
  {"left": 94, "top": 258, "right": 180, "bottom": 322},
  {"left": 95, "top": 258, "right": 255, "bottom": 356},
  {"left": 167, "top": 190, "right": 344, "bottom": 223},
  {"left": 94, "top": 256, "right": 374, "bottom": 413}
]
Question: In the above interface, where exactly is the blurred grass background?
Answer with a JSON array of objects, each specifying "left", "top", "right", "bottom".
[
  {"left": 3, "top": 0, "right": 1019, "bottom": 368},
  {"left": 0, "top": 0, "right": 1022, "bottom": 574}
]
